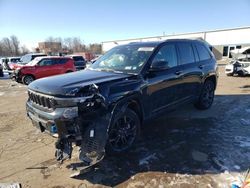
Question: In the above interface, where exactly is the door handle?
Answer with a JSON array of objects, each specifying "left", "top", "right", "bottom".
[
  {"left": 175, "top": 70, "right": 183, "bottom": 75},
  {"left": 199, "top": 65, "right": 204, "bottom": 69}
]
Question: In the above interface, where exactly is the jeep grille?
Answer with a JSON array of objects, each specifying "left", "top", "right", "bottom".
[{"left": 28, "top": 90, "right": 56, "bottom": 109}]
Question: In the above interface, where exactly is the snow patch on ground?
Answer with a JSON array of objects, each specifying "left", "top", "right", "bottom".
[
  {"left": 241, "top": 118, "right": 250, "bottom": 126},
  {"left": 235, "top": 136, "right": 250, "bottom": 147}
]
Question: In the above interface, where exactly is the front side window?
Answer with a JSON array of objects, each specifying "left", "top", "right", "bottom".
[
  {"left": 73, "top": 56, "right": 85, "bottom": 62},
  {"left": 177, "top": 43, "right": 195, "bottom": 65},
  {"left": 195, "top": 43, "right": 211, "bottom": 61},
  {"left": 152, "top": 44, "right": 178, "bottom": 68},
  {"left": 38, "top": 59, "right": 53, "bottom": 66},
  {"left": 90, "top": 45, "right": 154, "bottom": 74}
]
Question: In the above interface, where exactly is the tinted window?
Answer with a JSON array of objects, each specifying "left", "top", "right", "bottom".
[
  {"left": 39, "top": 59, "right": 53, "bottom": 66},
  {"left": 59, "top": 58, "right": 69, "bottom": 64},
  {"left": 73, "top": 56, "right": 85, "bottom": 61},
  {"left": 177, "top": 43, "right": 195, "bottom": 64},
  {"left": 153, "top": 44, "right": 177, "bottom": 68},
  {"left": 192, "top": 44, "right": 199, "bottom": 62},
  {"left": 195, "top": 43, "right": 211, "bottom": 61}
]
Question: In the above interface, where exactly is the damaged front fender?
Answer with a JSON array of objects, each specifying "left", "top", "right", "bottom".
[{"left": 54, "top": 84, "right": 116, "bottom": 175}]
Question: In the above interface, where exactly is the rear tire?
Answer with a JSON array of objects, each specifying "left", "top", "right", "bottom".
[
  {"left": 226, "top": 73, "right": 233, "bottom": 76},
  {"left": 106, "top": 108, "right": 140, "bottom": 154},
  {"left": 195, "top": 80, "right": 215, "bottom": 110},
  {"left": 238, "top": 70, "right": 246, "bottom": 77},
  {"left": 22, "top": 75, "right": 34, "bottom": 85}
]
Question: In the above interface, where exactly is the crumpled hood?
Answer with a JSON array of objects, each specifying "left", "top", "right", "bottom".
[{"left": 28, "top": 69, "right": 131, "bottom": 96}]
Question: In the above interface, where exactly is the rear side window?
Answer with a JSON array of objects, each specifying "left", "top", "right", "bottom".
[
  {"left": 153, "top": 44, "right": 178, "bottom": 68},
  {"left": 177, "top": 43, "right": 195, "bottom": 64},
  {"left": 195, "top": 43, "right": 211, "bottom": 61},
  {"left": 53, "top": 58, "right": 68, "bottom": 64},
  {"left": 73, "top": 56, "right": 85, "bottom": 61},
  {"left": 59, "top": 58, "right": 69, "bottom": 64}
]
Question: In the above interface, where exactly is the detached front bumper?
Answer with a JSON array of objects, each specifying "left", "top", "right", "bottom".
[
  {"left": 26, "top": 91, "right": 111, "bottom": 173},
  {"left": 11, "top": 70, "right": 22, "bottom": 82},
  {"left": 26, "top": 100, "right": 78, "bottom": 137}
]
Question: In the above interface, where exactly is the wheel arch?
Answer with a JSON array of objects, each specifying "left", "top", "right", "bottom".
[
  {"left": 110, "top": 95, "right": 144, "bottom": 124},
  {"left": 204, "top": 74, "right": 217, "bottom": 89},
  {"left": 22, "top": 74, "right": 36, "bottom": 80}
]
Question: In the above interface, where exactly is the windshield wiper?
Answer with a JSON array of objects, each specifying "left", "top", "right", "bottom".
[{"left": 89, "top": 67, "right": 124, "bottom": 74}]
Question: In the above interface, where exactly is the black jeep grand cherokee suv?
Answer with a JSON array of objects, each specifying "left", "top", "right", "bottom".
[{"left": 26, "top": 39, "right": 218, "bottom": 173}]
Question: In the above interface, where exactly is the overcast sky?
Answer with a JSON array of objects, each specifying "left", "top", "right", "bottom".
[{"left": 0, "top": 0, "right": 250, "bottom": 49}]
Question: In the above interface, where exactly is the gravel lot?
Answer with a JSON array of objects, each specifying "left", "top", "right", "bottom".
[{"left": 0, "top": 61, "right": 250, "bottom": 188}]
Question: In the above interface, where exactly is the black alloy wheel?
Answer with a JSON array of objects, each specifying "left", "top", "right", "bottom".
[
  {"left": 107, "top": 108, "right": 140, "bottom": 153},
  {"left": 195, "top": 80, "right": 215, "bottom": 110}
]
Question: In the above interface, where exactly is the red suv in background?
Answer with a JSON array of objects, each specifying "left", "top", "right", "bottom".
[{"left": 13, "top": 56, "right": 76, "bottom": 85}]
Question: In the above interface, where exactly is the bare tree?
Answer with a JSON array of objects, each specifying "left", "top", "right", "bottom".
[
  {"left": 45, "top": 36, "right": 62, "bottom": 43},
  {"left": 1, "top": 37, "right": 13, "bottom": 56},
  {"left": 10, "top": 35, "right": 20, "bottom": 56},
  {"left": 20, "top": 45, "right": 29, "bottom": 55},
  {"left": 0, "top": 35, "right": 22, "bottom": 56},
  {"left": 63, "top": 37, "right": 86, "bottom": 53},
  {"left": 88, "top": 43, "right": 102, "bottom": 54}
]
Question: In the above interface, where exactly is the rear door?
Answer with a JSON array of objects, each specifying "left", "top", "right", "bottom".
[
  {"left": 51, "top": 58, "right": 67, "bottom": 75},
  {"left": 194, "top": 42, "right": 214, "bottom": 93},
  {"left": 176, "top": 42, "right": 201, "bottom": 101}
]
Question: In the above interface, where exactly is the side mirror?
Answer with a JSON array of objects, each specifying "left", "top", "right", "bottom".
[{"left": 149, "top": 60, "right": 169, "bottom": 71}]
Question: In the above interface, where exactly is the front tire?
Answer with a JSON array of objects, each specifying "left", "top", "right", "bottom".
[
  {"left": 195, "top": 80, "right": 215, "bottom": 110},
  {"left": 106, "top": 108, "right": 140, "bottom": 154},
  {"left": 22, "top": 75, "right": 34, "bottom": 85}
]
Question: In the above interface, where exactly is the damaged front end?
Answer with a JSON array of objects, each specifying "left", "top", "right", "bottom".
[{"left": 26, "top": 84, "right": 112, "bottom": 176}]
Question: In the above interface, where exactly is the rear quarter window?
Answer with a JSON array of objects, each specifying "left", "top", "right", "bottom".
[
  {"left": 73, "top": 56, "right": 85, "bottom": 61},
  {"left": 195, "top": 43, "right": 211, "bottom": 61},
  {"left": 177, "top": 43, "right": 195, "bottom": 65}
]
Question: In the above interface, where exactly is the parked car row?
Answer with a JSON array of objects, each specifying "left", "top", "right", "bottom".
[
  {"left": 0, "top": 52, "right": 98, "bottom": 84},
  {"left": 12, "top": 56, "right": 76, "bottom": 85}
]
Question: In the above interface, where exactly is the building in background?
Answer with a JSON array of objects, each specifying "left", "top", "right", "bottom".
[
  {"left": 38, "top": 42, "right": 62, "bottom": 55},
  {"left": 102, "top": 26, "right": 250, "bottom": 60}
]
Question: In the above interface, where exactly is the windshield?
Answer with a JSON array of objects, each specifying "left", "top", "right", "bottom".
[
  {"left": 20, "top": 55, "right": 32, "bottom": 64},
  {"left": 89, "top": 45, "right": 154, "bottom": 74}
]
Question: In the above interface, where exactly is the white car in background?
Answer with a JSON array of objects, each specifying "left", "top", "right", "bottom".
[
  {"left": 225, "top": 46, "right": 250, "bottom": 76},
  {"left": 225, "top": 58, "right": 250, "bottom": 76}
]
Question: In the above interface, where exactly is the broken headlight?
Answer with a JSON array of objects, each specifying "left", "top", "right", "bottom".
[{"left": 62, "top": 107, "right": 78, "bottom": 119}]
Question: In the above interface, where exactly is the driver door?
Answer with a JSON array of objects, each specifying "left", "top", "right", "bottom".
[
  {"left": 36, "top": 59, "right": 54, "bottom": 78},
  {"left": 146, "top": 43, "right": 182, "bottom": 115}
]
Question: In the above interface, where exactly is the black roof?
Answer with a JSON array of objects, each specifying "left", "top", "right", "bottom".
[{"left": 124, "top": 38, "right": 206, "bottom": 47}]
